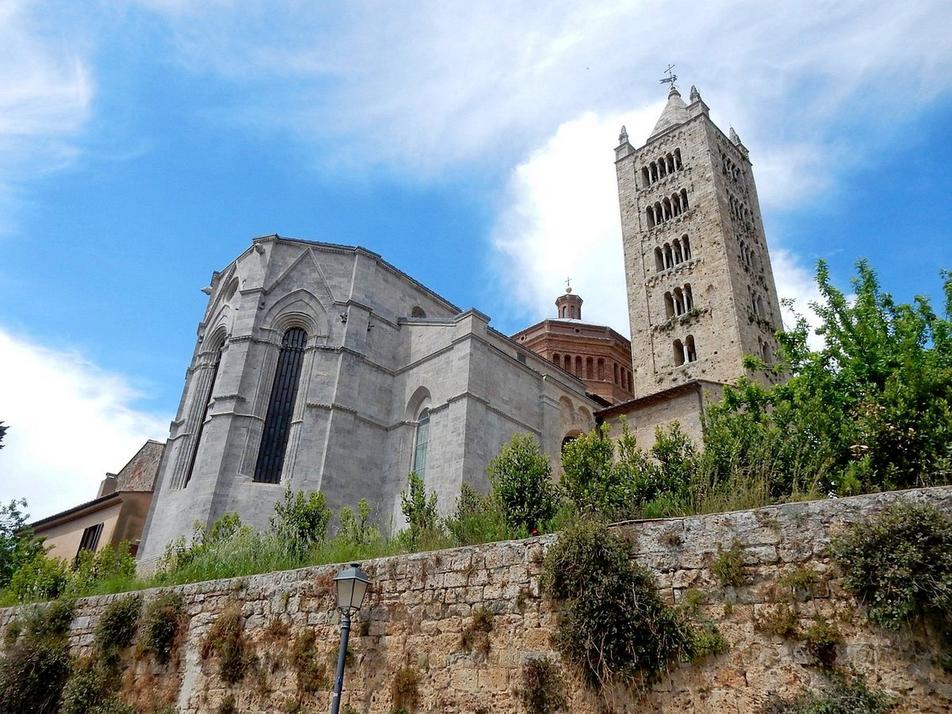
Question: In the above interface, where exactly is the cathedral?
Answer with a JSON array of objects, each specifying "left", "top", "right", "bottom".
[{"left": 138, "top": 83, "right": 783, "bottom": 563}]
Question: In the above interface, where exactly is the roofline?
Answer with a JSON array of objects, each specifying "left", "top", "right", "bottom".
[
  {"left": 512, "top": 318, "right": 631, "bottom": 346},
  {"left": 594, "top": 379, "right": 726, "bottom": 419},
  {"left": 236, "top": 235, "right": 462, "bottom": 314},
  {"left": 112, "top": 439, "right": 166, "bottom": 480},
  {"left": 30, "top": 492, "right": 124, "bottom": 530}
]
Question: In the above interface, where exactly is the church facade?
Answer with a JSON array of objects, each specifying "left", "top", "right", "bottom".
[
  {"left": 139, "top": 83, "right": 783, "bottom": 562},
  {"left": 137, "top": 240, "right": 597, "bottom": 562}
]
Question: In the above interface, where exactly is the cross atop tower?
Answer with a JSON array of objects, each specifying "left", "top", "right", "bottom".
[{"left": 659, "top": 64, "right": 678, "bottom": 91}]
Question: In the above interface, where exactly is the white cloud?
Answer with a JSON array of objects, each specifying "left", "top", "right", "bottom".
[
  {"left": 125, "top": 0, "right": 952, "bottom": 333},
  {"left": 490, "top": 106, "right": 660, "bottom": 335},
  {"left": 0, "top": 327, "right": 168, "bottom": 521},
  {"left": 0, "top": 0, "right": 93, "bottom": 234},
  {"left": 130, "top": 1, "right": 952, "bottom": 181},
  {"left": 488, "top": 106, "right": 832, "bottom": 341}
]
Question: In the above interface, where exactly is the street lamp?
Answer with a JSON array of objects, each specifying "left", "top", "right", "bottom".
[{"left": 329, "top": 562, "right": 371, "bottom": 714}]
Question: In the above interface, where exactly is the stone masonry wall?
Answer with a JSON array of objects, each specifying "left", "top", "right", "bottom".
[{"left": 2, "top": 487, "right": 951, "bottom": 713}]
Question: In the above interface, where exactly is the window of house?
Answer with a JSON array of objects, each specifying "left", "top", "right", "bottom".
[
  {"left": 76, "top": 523, "right": 104, "bottom": 561},
  {"left": 254, "top": 327, "right": 308, "bottom": 484}
]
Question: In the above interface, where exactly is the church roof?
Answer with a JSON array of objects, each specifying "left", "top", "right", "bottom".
[{"left": 648, "top": 86, "right": 690, "bottom": 140}]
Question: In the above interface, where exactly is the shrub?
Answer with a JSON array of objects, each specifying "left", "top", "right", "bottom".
[
  {"left": 203, "top": 603, "right": 247, "bottom": 684},
  {"left": 802, "top": 618, "right": 842, "bottom": 669},
  {"left": 217, "top": 693, "right": 238, "bottom": 714},
  {"left": 520, "top": 657, "right": 567, "bottom": 713},
  {"left": 560, "top": 425, "right": 631, "bottom": 517},
  {"left": 6, "top": 552, "right": 70, "bottom": 602},
  {"left": 400, "top": 472, "right": 441, "bottom": 549},
  {"left": 139, "top": 591, "right": 185, "bottom": 665},
  {"left": 542, "top": 519, "right": 691, "bottom": 689},
  {"left": 460, "top": 606, "right": 493, "bottom": 657},
  {"left": 338, "top": 499, "right": 381, "bottom": 548},
  {"left": 60, "top": 657, "right": 112, "bottom": 714},
  {"left": 271, "top": 488, "right": 331, "bottom": 552},
  {"left": 757, "top": 673, "right": 897, "bottom": 713},
  {"left": 70, "top": 542, "right": 137, "bottom": 595},
  {"left": 706, "top": 262, "right": 952, "bottom": 499},
  {"left": 0, "top": 599, "right": 74, "bottom": 714},
  {"left": 391, "top": 666, "right": 420, "bottom": 711},
  {"left": 831, "top": 501, "right": 952, "bottom": 630},
  {"left": 445, "top": 484, "right": 512, "bottom": 546},
  {"left": 0, "top": 498, "right": 45, "bottom": 588},
  {"left": 560, "top": 423, "right": 697, "bottom": 520},
  {"left": 757, "top": 604, "right": 799, "bottom": 639},
  {"left": 487, "top": 433, "right": 559, "bottom": 533},
  {"left": 711, "top": 540, "right": 746, "bottom": 587},
  {"left": 290, "top": 629, "right": 326, "bottom": 693},
  {"left": 94, "top": 594, "right": 142, "bottom": 663}
]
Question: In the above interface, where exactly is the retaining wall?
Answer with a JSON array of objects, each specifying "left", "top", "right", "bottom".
[{"left": 2, "top": 487, "right": 951, "bottom": 713}]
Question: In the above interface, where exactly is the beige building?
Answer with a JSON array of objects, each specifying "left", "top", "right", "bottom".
[
  {"left": 32, "top": 440, "right": 164, "bottom": 562},
  {"left": 599, "top": 83, "right": 783, "bottom": 444}
]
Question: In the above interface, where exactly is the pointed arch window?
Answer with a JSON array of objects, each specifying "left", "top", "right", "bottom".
[
  {"left": 413, "top": 408, "right": 430, "bottom": 479},
  {"left": 254, "top": 327, "right": 308, "bottom": 484},
  {"left": 183, "top": 343, "right": 224, "bottom": 487}
]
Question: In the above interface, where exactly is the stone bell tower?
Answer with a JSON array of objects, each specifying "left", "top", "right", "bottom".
[{"left": 614, "top": 83, "right": 783, "bottom": 398}]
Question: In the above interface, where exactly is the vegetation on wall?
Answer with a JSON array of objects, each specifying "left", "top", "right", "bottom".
[
  {"left": 542, "top": 518, "right": 692, "bottom": 690},
  {"left": 94, "top": 594, "right": 142, "bottom": 665},
  {"left": 0, "top": 599, "right": 74, "bottom": 714},
  {"left": 390, "top": 666, "right": 421, "bottom": 712},
  {"left": 758, "top": 673, "right": 896, "bottom": 714},
  {"left": 203, "top": 602, "right": 248, "bottom": 684},
  {"left": 138, "top": 591, "right": 185, "bottom": 665},
  {"left": 710, "top": 540, "right": 746, "bottom": 588},
  {"left": 520, "top": 657, "right": 567, "bottom": 714},
  {"left": 831, "top": 501, "right": 951, "bottom": 630},
  {"left": 459, "top": 606, "right": 494, "bottom": 658}
]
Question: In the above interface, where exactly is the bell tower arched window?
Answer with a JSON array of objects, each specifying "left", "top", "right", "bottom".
[
  {"left": 413, "top": 408, "right": 430, "bottom": 479},
  {"left": 254, "top": 327, "right": 308, "bottom": 484}
]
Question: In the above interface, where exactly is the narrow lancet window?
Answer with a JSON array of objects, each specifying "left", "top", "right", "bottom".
[
  {"left": 183, "top": 344, "right": 224, "bottom": 487},
  {"left": 413, "top": 408, "right": 430, "bottom": 479},
  {"left": 254, "top": 327, "right": 308, "bottom": 484}
]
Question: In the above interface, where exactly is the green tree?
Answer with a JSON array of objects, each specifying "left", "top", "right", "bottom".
[
  {"left": 271, "top": 488, "right": 331, "bottom": 552},
  {"left": 560, "top": 424, "right": 631, "bottom": 516},
  {"left": 0, "top": 499, "right": 45, "bottom": 588},
  {"left": 704, "top": 261, "right": 952, "bottom": 497},
  {"left": 0, "top": 421, "right": 7, "bottom": 449},
  {"left": 338, "top": 499, "right": 381, "bottom": 547},
  {"left": 487, "top": 433, "right": 558, "bottom": 533},
  {"left": 444, "top": 484, "right": 511, "bottom": 546},
  {"left": 400, "top": 472, "right": 440, "bottom": 548}
]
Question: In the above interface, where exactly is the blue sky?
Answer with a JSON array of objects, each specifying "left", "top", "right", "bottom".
[{"left": 1, "top": 0, "right": 950, "bottom": 519}]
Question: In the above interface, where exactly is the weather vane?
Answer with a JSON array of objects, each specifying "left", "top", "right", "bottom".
[
  {"left": 659, "top": 64, "right": 677, "bottom": 90},
  {"left": 565, "top": 277, "right": 572, "bottom": 293}
]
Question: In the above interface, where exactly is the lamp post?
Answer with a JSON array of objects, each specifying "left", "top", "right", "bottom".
[{"left": 329, "top": 562, "right": 371, "bottom": 714}]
